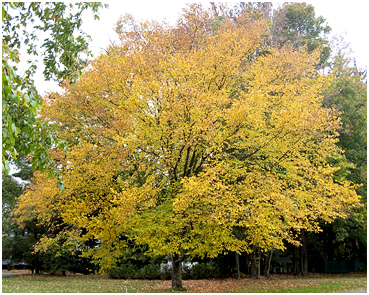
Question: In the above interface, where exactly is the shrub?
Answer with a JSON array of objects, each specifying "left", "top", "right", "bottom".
[
  {"left": 139, "top": 264, "right": 161, "bottom": 279},
  {"left": 108, "top": 262, "right": 138, "bottom": 279},
  {"left": 109, "top": 263, "right": 165, "bottom": 279},
  {"left": 160, "top": 263, "right": 172, "bottom": 280},
  {"left": 190, "top": 261, "right": 223, "bottom": 279},
  {"left": 109, "top": 259, "right": 225, "bottom": 280}
]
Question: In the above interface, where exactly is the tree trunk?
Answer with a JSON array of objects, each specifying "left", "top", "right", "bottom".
[
  {"left": 250, "top": 250, "right": 258, "bottom": 279},
  {"left": 291, "top": 245, "right": 301, "bottom": 276},
  {"left": 235, "top": 252, "right": 241, "bottom": 279},
  {"left": 171, "top": 253, "right": 183, "bottom": 289},
  {"left": 35, "top": 261, "right": 40, "bottom": 274},
  {"left": 263, "top": 250, "right": 273, "bottom": 277},
  {"left": 246, "top": 254, "right": 250, "bottom": 275},
  {"left": 301, "top": 229, "right": 308, "bottom": 276},
  {"left": 257, "top": 248, "right": 261, "bottom": 277},
  {"left": 32, "top": 253, "right": 40, "bottom": 275}
]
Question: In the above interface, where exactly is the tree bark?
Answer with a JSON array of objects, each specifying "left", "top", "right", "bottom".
[
  {"left": 301, "top": 229, "right": 308, "bottom": 276},
  {"left": 257, "top": 248, "right": 261, "bottom": 278},
  {"left": 246, "top": 253, "right": 250, "bottom": 275},
  {"left": 171, "top": 253, "right": 183, "bottom": 289},
  {"left": 235, "top": 252, "right": 241, "bottom": 279},
  {"left": 250, "top": 250, "right": 258, "bottom": 279},
  {"left": 291, "top": 245, "right": 301, "bottom": 276},
  {"left": 263, "top": 250, "right": 273, "bottom": 277},
  {"left": 35, "top": 256, "right": 40, "bottom": 274}
]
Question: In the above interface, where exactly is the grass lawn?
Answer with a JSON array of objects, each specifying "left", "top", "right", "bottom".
[
  {"left": 232, "top": 273, "right": 367, "bottom": 293},
  {"left": 2, "top": 273, "right": 160, "bottom": 293},
  {"left": 2, "top": 272, "right": 366, "bottom": 293}
]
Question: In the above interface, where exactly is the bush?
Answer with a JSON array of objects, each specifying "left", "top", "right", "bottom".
[
  {"left": 190, "top": 261, "right": 223, "bottom": 279},
  {"left": 108, "top": 259, "right": 225, "bottom": 280},
  {"left": 160, "top": 263, "right": 172, "bottom": 280},
  {"left": 182, "top": 262, "right": 193, "bottom": 280},
  {"left": 139, "top": 264, "right": 161, "bottom": 279},
  {"left": 109, "top": 263, "right": 164, "bottom": 279},
  {"left": 108, "top": 262, "right": 138, "bottom": 279}
]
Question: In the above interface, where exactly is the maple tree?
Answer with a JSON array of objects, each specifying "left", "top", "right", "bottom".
[{"left": 14, "top": 4, "right": 361, "bottom": 289}]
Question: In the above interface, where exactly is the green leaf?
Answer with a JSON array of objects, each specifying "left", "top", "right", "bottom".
[
  {"left": 11, "top": 123, "right": 19, "bottom": 136},
  {"left": 9, "top": 92, "right": 19, "bottom": 104},
  {"left": 3, "top": 160, "right": 10, "bottom": 174}
]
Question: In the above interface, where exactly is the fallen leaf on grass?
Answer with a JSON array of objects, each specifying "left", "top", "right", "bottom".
[{"left": 147, "top": 278, "right": 321, "bottom": 293}]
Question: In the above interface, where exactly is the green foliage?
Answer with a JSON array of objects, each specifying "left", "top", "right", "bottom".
[
  {"left": 159, "top": 264, "right": 172, "bottom": 280},
  {"left": 108, "top": 262, "right": 164, "bottom": 280},
  {"left": 2, "top": 2, "right": 107, "bottom": 83},
  {"left": 107, "top": 243, "right": 167, "bottom": 279},
  {"left": 140, "top": 264, "right": 162, "bottom": 280},
  {"left": 2, "top": 157, "right": 42, "bottom": 271},
  {"left": 108, "top": 262, "right": 139, "bottom": 279},
  {"left": 184, "top": 261, "right": 224, "bottom": 279},
  {"left": 318, "top": 45, "right": 367, "bottom": 263},
  {"left": 2, "top": 2, "right": 107, "bottom": 176},
  {"left": 271, "top": 3, "right": 331, "bottom": 65},
  {"left": 2, "top": 223, "right": 48, "bottom": 274},
  {"left": 1, "top": 54, "right": 59, "bottom": 174},
  {"left": 38, "top": 237, "right": 97, "bottom": 275},
  {"left": 108, "top": 260, "right": 225, "bottom": 280},
  {"left": 324, "top": 59, "right": 367, "bottom": 198},
  {"left": 2, "top": 173, "right": 22, "bottom": 218}
]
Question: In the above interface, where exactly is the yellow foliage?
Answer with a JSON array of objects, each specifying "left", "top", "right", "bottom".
[{"left": 13, "top": 4, "right": 361, "bottom": 269}]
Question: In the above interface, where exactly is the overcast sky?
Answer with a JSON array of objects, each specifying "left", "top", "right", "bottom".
[{"left": 38, "top": 1, "right": 368, "bottom": 94}]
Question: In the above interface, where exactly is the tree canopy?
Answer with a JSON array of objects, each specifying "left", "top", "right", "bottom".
[
  {"left": 270, "top": 2, "right": 331, "bottom": 65},
  {"left": 13, "top": 3, "right": 362, "bottom": 289}
]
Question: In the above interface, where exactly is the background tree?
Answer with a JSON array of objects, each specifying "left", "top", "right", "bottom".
[
  {"left": 318, "top": 35, "right": 367, "bottom": 266},
  {"left": 1, "top": 156, "right": 45, "bottom": 273},
  {"left": 2, "top": 2, "right": 107, "bottom": 175},
  {"left": 2, "top": 169, "right": 23, "bottom": 253},
  {"left": 269, "top": 2, "right": 331, "bottom": 66}
]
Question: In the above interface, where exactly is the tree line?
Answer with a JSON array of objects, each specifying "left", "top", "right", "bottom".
[{"left": 2, "top": 2, "right": 366, "bottom": 290}]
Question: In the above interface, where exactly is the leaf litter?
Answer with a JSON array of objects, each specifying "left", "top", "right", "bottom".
[{"left": 147, "top": 277, "right": 320, "bottom": 293}]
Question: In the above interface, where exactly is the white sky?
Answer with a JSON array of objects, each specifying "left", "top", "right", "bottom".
[
  {"left": 37, "top": 1, "right": 368, "bottom": 94},
  {"left": 306, "top": 0, "right": 368, "bottom": 67}
]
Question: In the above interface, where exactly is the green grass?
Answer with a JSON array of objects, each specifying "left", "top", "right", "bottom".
[
  {"left": 2, "top": 274, "right": 161, "bottom": 293},
  {"left": 2, "top": 273, "right": 367, "bottom": 293},
  {"left": 232, "top": 274, "right": 367, "bottom": 293}
]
